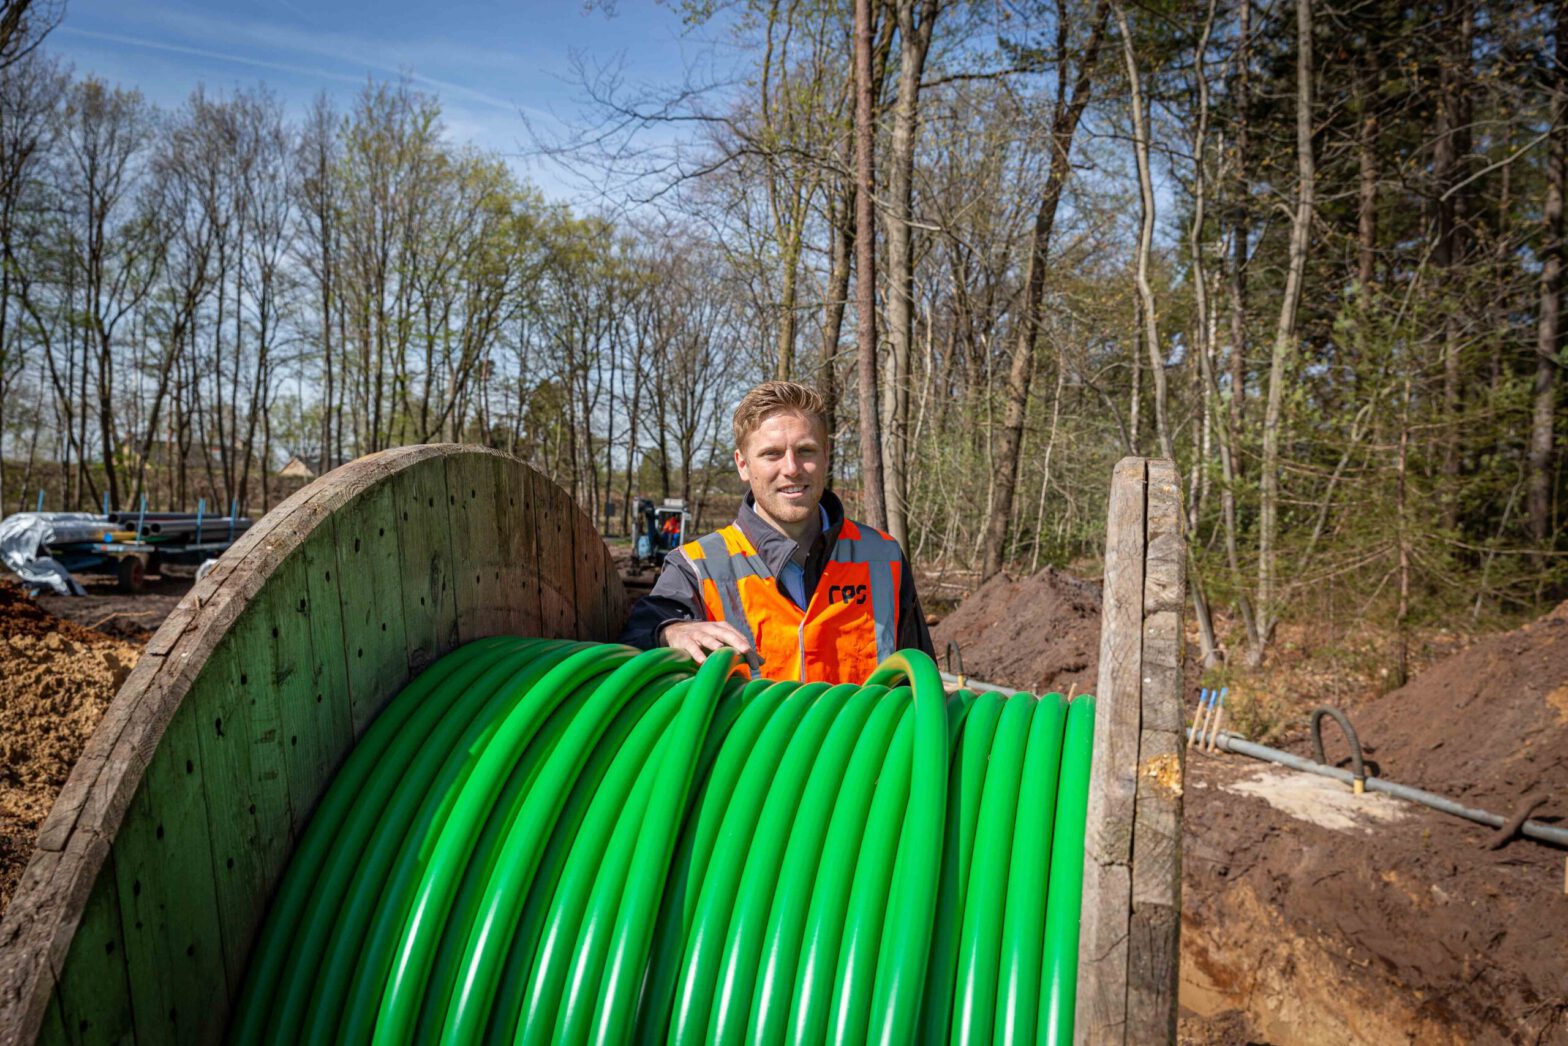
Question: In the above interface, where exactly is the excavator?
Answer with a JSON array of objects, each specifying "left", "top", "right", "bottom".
[{"left": 629, "top": 496, "right": 689, "bottom": 575}]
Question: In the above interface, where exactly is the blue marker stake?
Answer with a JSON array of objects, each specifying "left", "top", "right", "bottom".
[
  {"left": 1207, "top": 688, "right": 1230, "bottom": 752},
  {"left": 1189, "top": 687, "right": 1211, "bottom": 749}
]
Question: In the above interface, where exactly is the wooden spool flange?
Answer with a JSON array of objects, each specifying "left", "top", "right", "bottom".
[{"left": 0, "top": 445, "right": 625, "bottom": 1045}]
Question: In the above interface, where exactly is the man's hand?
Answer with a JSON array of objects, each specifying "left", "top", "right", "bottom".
[{"left": 662, "top": 619, "right": 755, "bottom": 666}]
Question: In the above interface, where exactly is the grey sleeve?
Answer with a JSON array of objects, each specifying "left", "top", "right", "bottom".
[
  {"left": 898, "top": 553, "right": 936, "bottom": 657},
  {"left": 616, "top": 549, "right": 708, "bottom": 649}
]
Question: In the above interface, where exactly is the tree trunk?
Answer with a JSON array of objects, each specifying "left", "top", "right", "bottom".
[
  {"left": 776, "top": 225, "right": 802, "bottom": 379},
  {"left": 1531, "top": 4, "right": 1566, "bottom": 544},
  {"left": 1356, "top": 56, "right": 1378, "bottom": 294},
  {"left": 1116, "top": 0, "right": 1172, "bottom": 460},
  {"left": 882, "top": 0, "right": 939, "bottom": 549},
  {"left": 1256, "top": 0, "right": 1315, "bottom": 663},
  {"left": 1180, "top": 0, "right": 1222, "bottom": 667},
  {"left": 1435, "top": 0, "right": 1474, "bottom": 526},
  {"left": 820, "top": 180, "right": 854, "bottom": 484},
  {"left": 854, "top": 0, "right": 887, "bottom": 529},
  {"left": 981, "top": 0, "right": 1110, "bottom": 579},
  {"left": 1228, "top": 0, "right": 1252, "bottom": 442}
]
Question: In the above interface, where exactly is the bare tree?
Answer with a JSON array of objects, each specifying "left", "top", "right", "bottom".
[
  {"left": 882, "top": 0, "right": 942, "bottom": 547},
  {"left": 854, "top": 0, "right": 887, "bottom": 528},
  {"left": 1255, "top": 0, "right": 1316, "bottom": 660},
  {"left": 0, "top": 0, "right": 61, "bottom": 72},
  {"left": 981, "top": 0, "right": 1110, "bottom": 579},
  {"left": 1531, "top": 3, "right": 1565, "bottom": 544}
]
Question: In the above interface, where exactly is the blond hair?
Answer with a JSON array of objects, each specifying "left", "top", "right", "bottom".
[{"left": 732, "top": 381, "right": 827, "bottom": 449}]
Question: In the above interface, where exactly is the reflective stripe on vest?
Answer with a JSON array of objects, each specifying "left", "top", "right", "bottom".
[
  {"left": 681, "top": 520, "right": 900, "bottom": 683},
  {"left": 687, "top": 531, "right": 760, "bottom": 659},
  {"left": 830, "top": 526, "right": 899, "bottom": 664}
]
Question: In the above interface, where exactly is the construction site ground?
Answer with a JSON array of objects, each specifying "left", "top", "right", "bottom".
[{"left": 1, "top": 563, "right": 1565, "bottom": 1043}]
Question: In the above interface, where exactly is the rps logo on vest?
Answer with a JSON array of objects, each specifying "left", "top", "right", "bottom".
[{"left": 827, "top": 583, "right": 869, "bottom": 605}]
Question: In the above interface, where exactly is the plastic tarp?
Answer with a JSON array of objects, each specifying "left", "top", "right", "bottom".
[{"left": 0, "top": 512, "right": 100, "bottom": 595}]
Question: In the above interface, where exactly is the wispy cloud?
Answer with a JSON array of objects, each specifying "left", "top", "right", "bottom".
[
  {"left": 126, "top": 2, "right": 542, "bottom": 115},
  {"left": 58, "top": 25, "right": 373, "bottom": 87}
]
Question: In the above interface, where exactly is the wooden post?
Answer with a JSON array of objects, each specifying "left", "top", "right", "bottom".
[{"left": 1077, "top": 457, "right": 1186, "bottom": 1044}]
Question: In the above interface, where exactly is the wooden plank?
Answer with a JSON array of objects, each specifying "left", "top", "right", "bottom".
[
  {"left": 1126, "top": 458, "right": 1185, "bottom": 1044},
  {"left": 293, "top": 526, "right": 358, "bottom": 818},
  {"left": 34, "top": 473, "right": 351, "bottom": 857},
  {"left": 331, "top": 475, "right": 410, "bottom": 737},
  {"left": 1130, "top": 726, "right": 1182, "bottom": 908},
  {"left": 534, "top": 473, "right": 577, "bottom": 640},
  {"left": 493, "top": 455, "right": 543, "bottom": 637},
  {"left": 1086, "top": 457, "right": 1148, "bottom": 864},
  {"left": 50, "top": 858, "right": 133, "bottom": 1045},
  {"left": 0, "top": 850, "right": 64, "bottom": 1044},
  {"left": 191, "top": 632, "right": 292, "bottom": 1001},
  {"left": 113, "top": 700, "right": 229, "bottom": 1043},
  {"left": 390, "top": 451, "right": 457, "bottom": 673},
  {"left": 34, "top": 991, "right": 66, "bottom": 1046},
  {"left": 1124, "top": 899, "right": 1180, "bottom": 1044},
  {"left": 1141, "top": 461, "right": 1186, "bottom": 622},
  {"left": 446, "top": 451, "right": 510, "bottom": 643},
  {"left": 1076, "top": 456, "right": 1148, "bottom": 1045},
  {"left": 1074, "top": 862, "right": 1131, "bottom": 1041},
  {"left": 573, "top": 510, "right": 611, "bottom": 642}
]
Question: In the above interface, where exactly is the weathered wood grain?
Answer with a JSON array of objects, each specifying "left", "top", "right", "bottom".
[
  {"left": 112, "top": 700, "right": 228, "bottom": 1042},
  {"left": 491, "top": 454, "right": 542, "bottom": 638},
  {"left": 332, "top": 474, "right": 411, "bottom": 738},
  {"left": 1124, "top": 899, "right": 1180, "bottom": 1044},
  {"left": 0, "top": 445, "right": 625, "bottom": 1046},
  {"left": 390, "top": 452, "right": 457, "bottom": 672},
  {"left": 445, "top": 451, "right": 511, "bottom": 642},
  {"left": 48, "top": 859, "right": 132, "bottom": 1045},
  {"left": 190, "top": 635, "right": 291, "bottom": 999},
  {"left": 1076, "top": 457, "right": 1148, "bottom": 1044},
  {"left": 1129, "top": 459, "right": 1185, "bottom": 1042},
  {"left": 535, "top": 470, "right": 578, "bottom": 639},
  {"left": 1077, "top": 456, "right": 1186, "bottom": 1045}
]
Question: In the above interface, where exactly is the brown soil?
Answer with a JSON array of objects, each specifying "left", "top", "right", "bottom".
[
  {"left": 1348, "top": 599, "right": 1568, "bottom": 811},
  {"left": 0, "top": 580, "right": 140, "bottom": 913},
  {"left": 35, "top": 572, "right": 191, "bottom": 642},
  {"left": 1180, "top": 602, "right": 1568, "bottom": 1044},
  {"left": 929, "top": 565, "right": 1101, "bottom": 695},
  {"left": 934, "top": 572, "right": 1568, "bottom": 1043}
]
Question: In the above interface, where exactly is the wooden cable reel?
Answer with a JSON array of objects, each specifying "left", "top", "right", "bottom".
[{"left": 0, "top": 448, "right": 1182, "bottom": 1045}]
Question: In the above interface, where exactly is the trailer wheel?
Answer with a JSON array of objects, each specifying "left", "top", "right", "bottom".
[{"left": 116, "top": 555, "right": 146, "bottom": 594}]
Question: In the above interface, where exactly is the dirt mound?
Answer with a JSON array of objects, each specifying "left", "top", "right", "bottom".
[
  {"left": 1348, "top": 599, "right": 1568, "bottom": 809},
  {"left": 0, "top": 580, "right": 138, "bottom": 913},
  {"left": 1181, "top": 600, "right": 1568, "bottom": 1043},
  {"left": 930, "top": 566, "right": 1101, "bottom": 694}
]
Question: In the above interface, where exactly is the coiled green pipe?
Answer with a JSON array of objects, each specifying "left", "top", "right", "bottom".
[{"left": 229, "top": 640, "right": 1095, "bottom": 1045}]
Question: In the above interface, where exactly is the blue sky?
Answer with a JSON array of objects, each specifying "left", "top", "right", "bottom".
[{"left": 49, "top": 0, "right": 736, "bottom": 201}]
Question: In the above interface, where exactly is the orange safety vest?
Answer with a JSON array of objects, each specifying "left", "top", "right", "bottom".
[{"left": 682, "top": 519, "right": 901, "bottom": 684}]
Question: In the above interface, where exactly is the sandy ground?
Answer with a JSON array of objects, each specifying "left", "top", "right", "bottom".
[{"left": 0, "top": 580, "right": 143, "bottom": 911}]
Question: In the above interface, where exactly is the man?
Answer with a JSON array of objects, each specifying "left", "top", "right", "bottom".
[{"left": 620, "top": 380, "right": 934, "bottom": 682}]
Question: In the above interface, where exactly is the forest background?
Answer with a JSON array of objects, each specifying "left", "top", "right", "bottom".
[{"left": 0, "top": 0, "right": 1563, "bottom": 678}]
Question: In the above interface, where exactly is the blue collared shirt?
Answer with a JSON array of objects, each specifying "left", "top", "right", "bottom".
[{"left": 778, "top": 506, "right": 830, "bottom": 609}]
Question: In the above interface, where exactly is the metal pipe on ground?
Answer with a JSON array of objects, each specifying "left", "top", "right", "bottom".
[
  {"left": 1191, "top": 727, "right": 1568, "bottom": 848},
  {"left": 143, "top": 519, "right": 253, "bottom": 538},
  {"left": 938, "top": 670, "right": 1026, "bottom": 696}
]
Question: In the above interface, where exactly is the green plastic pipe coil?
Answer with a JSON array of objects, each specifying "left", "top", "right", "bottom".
[{"left": 228, "top": 639, "right": 1096, "bottom": 1045}]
